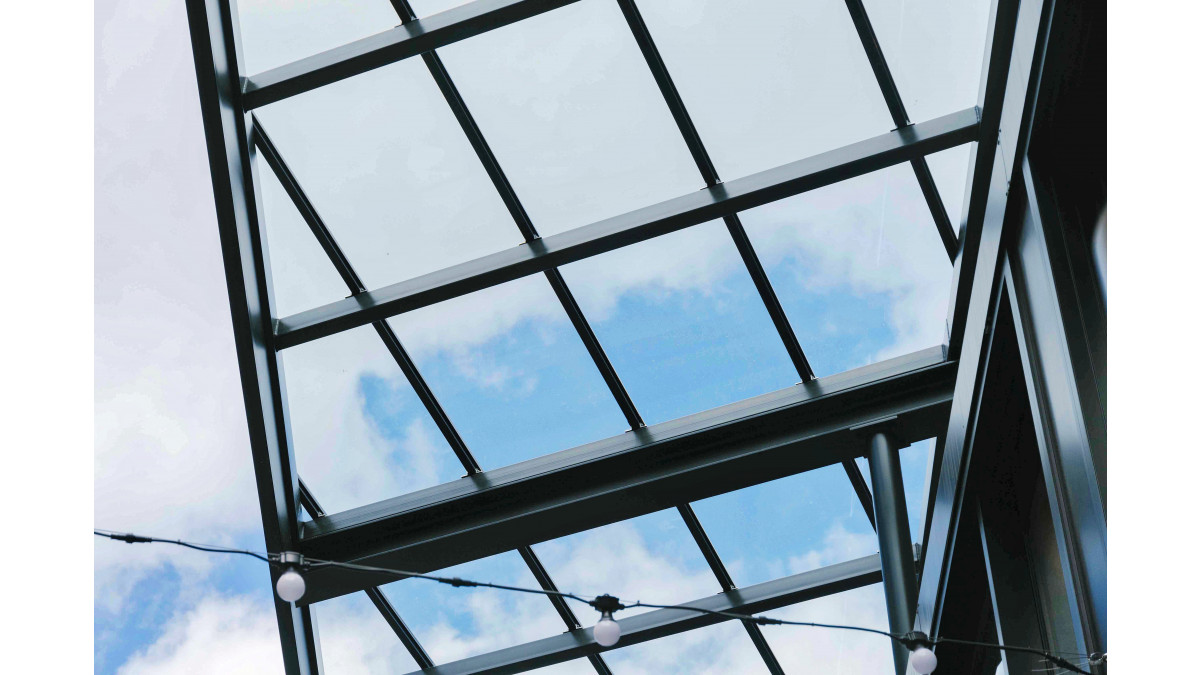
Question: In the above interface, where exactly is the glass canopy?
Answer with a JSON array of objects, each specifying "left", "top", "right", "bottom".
[{"left": 224, "top": 0, "right": 993, "bottom": 671}]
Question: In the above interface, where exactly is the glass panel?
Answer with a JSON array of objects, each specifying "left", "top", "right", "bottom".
[
  {"left": 530, "top": 509, "right": 723, "bottom": 618},
  {"left": 739, "top": 164, "right": 953, "bottom": 378},
  {"left": 310, "top": 591, "right": 422, "bottom": 672},
  {"left": 558, "top": 220, "right": 797, "bottom": 425},
  {"left": 603, "top": 620, "right": 770, "bottom": 674},
  {"left": 860, "top": 0, "right": 993, "bottom": 123},
  {"left": 637, "top": 0, "right": 894, "bottom": 182},
  {"left": 236, "top": 0, "right": 398, "bottom": 74},
  {"left": 253, "top": 58, "right": 524, "bottom": 293},
  {"left": 381, "top": 551, "right": 569, "bottom": 664},
  {"left": 432, "top": 0, "right": 700, "bottom": 237},
  {"left": 762, "top": 583, "right": 895, "bottom": 672},
  {"left": 925, "top": 142, "right": 977, "bottom": 229},
  {"left": 690, "top": 464, "right": 877, "bottom": 588},
  {"left": 256, "top": 155, "right": 352, "bottom": 318},
  {"left": 387, "top": 274, "right": 631, "bottom": 468},
  {"left": 280, "top": 325, "right": 462, "bottom": 515},
  {"left": 409, "top": 0, "right": 474, "bottom": 16}
]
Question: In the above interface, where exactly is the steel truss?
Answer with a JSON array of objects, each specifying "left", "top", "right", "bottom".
[{"left": 185, "top": 0, "right": 1031, "bottom": 673}]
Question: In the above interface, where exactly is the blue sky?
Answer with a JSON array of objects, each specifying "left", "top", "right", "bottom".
[{"left": 95, "top": 0, "right": 989, "bottom": 671}]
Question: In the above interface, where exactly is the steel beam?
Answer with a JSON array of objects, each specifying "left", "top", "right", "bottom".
[
  {"left": 242, "top": 0, "right": 580, "bottom": 110},
  {"left": 866, "top": 431, "right": 918, "bottom": 675},
  {"left": 842, "top": 0, "right": 957, "bottom": 259},
  {"left": 184, "top": 1, "right": 319, "bottom": 671},
  {"left": 274, "top": 108, "right": 979, "bottom": 350},
  {"left": 292, "top": 347, "right": 953, "bottom": 604},
  {"left": 404, "top": 553, "right": 886, "bottom": 675}
]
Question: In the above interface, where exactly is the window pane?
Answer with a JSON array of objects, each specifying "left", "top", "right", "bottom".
[
  {"left": 603, "top": 620, "right": 770, "bottom": 674},
  {"left": 690, "top": 464, "right": 877, "bottom": 588},
  {"left": 762, "top": 583, "right": 894, "bottom": 672},
  {"left": 637, "top": 0, "right": 894, "bottom": 182},
  {"left": 860, "top": 0, "right": 993, "bottom": 123},
  {"left": 310, "top": 591, "right": 422, "bottom": 672},
  {"left": 237, "top": 0, "right": 397, "bottom": 74},
  {"left": 256, "top": 155, "right": 351, "bottom": 318},
  {"left": 381, "top": 551, "right": 570, "bottom": 664},
  {"left": 530, "top": 509, "right": 724, "bottom": 618},
  {"left": 739, "top": 164, "right": 953, "bottom": 378},
  {"left": 559, "top": 220, "right": 797, "bottom": 425},
  {"left": 387, "top": 274, "right": 631, "bottom": 469},
  {"left": 280, "top": 325, "right": 462, "bottom": 515},
  {"left": 432, "top": 0, "right": 701, "bottom": 236},
  {"left": 926, "top": 142, "right": 977, "bottom": 229},
  {"left": 854, "top": 437, "right": 934, "bottom": 541},
  {"left": 253, "top": 58, "right": 524, "bottom": 293}
]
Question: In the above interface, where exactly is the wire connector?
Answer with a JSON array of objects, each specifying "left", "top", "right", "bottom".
[
  {"left": 589, "top": 594, "right": 624, "bottom": 614},
  {"left": 279, "top": 551, "right": 304, "bottom": 566},
  {"left": 897, "top": 631, "right": 933, "bottom": 650},
  {"left": 107, "top": 532, "right": 153, "bottom": 544}
]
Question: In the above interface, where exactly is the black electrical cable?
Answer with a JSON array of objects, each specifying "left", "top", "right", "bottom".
[{"left": 95, "top": 529, "right": 1102, "bottom": 673}]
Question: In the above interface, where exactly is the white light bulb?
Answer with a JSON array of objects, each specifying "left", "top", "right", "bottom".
[
  {"left": 910, "top": 646, "right": 938, "bottom": 674},
  {"left": 276, "top": 568, "right": 306, "bottom": 603},
  {"left": 593, "top": 612, "right": 621, "bottom": 647}
]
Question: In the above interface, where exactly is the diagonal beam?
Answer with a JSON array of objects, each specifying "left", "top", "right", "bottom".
[
  {"left": 403, "top": 553, "right": 887, "bottom": 675},
  {"left": 242, "top": 0, "right": 581, "bottom": 110},
  {"left": 677, "top": 504, "right": 785, "bottom": 675},
  {"left": 842, "top": 0, "right": 958, "bottom": 260},
  {"left": 389, "top": 0, "right": 642, "bottom": 430},
  {"left": 275, "top": 108, "right": 980, "bottom": 350},
  {"left": 255, "top": 114, "right": 611, "bottom": 672},
  {"left": 298, "top": 480, "right": 435, "bottom": 669},
  {"left": 294, "top": 347, "right": 954, "bottom": 604},
  {"left": 615, "top": 0, "right": 878, "bottom": 534}
]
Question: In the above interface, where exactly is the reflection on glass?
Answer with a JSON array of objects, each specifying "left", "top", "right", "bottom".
[
  {"left": 530, "top": 509, "right": 723, "bottom": 618},
  {"left": 236, "top": 0, "right": 397, "bottom": 74},
  {"left": 637, "top": 0, "right": 893, "bottom": 182},
  {"left": 432, "top": 0, "right": 699, "bottom": 236},
  {"left": 382, "top": 551, "right": 568, "bottom": 664},
  {"left": 280, "top": 325, "right": 460, "bottom": 515},
  {"left": 762, "top": 583, "right": 894, "bottom": 672},
  {"left": 603, "top": 620, "right": 770, "bottom": 674},
  {"left": 256, "top": 155, "right": 352, "bottom": 318},
  {"left": 559, "top": 220, "right": 797, "bottom": 425},
  {"left": 691, "top": 464, "right": 877, "bottom": 588},
  {"left": 387, "top": 274, "right": 630, "bottom": 469},
  {"left": 860, "top": 0, "right": 993, "bottom": 124},
  {"left": 253, "top": 58, "right": 523, "bottom": 292},
  {"left": 309, "top": 591, "right": 422, "bottom": 672},
  {"left": 739, "top": 164, "right": 953, "bottom": 378}
]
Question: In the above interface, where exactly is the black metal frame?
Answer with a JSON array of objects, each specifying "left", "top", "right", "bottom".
[{"left": 185, "top": 0, "right": 1102, "bottom": 673}]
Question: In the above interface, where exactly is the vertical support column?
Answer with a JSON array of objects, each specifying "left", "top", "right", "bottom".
[
  {"left": 867, "top": 431, "right": 917, "bottom": 675},
  {"left": 185, "top": 1, "right": 321, "bottom": 672}
]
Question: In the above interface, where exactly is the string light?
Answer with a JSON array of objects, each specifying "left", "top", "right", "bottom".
[{"left": 95, "top": 530, "right": 1101, "bottom": 673}]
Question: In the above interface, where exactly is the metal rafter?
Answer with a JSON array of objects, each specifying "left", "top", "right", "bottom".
[
  {"left": 389, "top": 0, "right": 642, "bottom": 431},
  {"left": 403, "top": 553, "right": 889, "bottom": 675},
  {"left": 614, "top": 0, "right": 879, "bottom": 539},
  {"left": 274, "top": 107, "right": 980, "bottom": 351},
  {"left": 296, "top": 347, "right": 954, "bottom": 604},
  {"left": 253, "top": 116, "right": 612, "bottom": 674},
  {"left": 842, "top": 0, "right": 958, "bottom": 260},
  {"left": 298, "top": 480, "right": 435, "bottom": 669}
]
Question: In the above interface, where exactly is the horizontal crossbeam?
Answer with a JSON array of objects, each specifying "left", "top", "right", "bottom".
[
  {"left": 242, "top": 0, "right": 579, "bottom": 110},
  {"left": 295, "top": 346, "right": 954, "bottom": 604},
  {"left": 405, "top": 553, "right": 886, "bottom": 675},
  {"left": 274, "top": 107, "right": 980, "bottom": 350}
]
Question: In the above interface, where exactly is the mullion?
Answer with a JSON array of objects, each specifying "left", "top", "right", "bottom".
[
  {"left": 252, "top": 120, "right": 482, "bottom": 475},
  {"left": 298, "top": 480, "right": 435, "bottom": 669},
  {"left": 255, "top": 119, "right": 609, "bottom": 670},
  {"left": 615, "top": 0, "right": 877, "bottom": 531},
  {"left": 841, "top": 0, "right": 958, "bottom": 260},
  {"left": 392, "top": 0, "right": 644, "bottom": 432},
  {"left": 677, "top": 504, "right": 785, "bottom": 674}
]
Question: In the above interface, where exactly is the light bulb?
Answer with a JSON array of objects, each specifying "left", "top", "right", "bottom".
[
  {"left": 276, "top": 567, "right": 306, "bottom": 603},
  {"left": 909, "top": 646, "right": 937, "bottom": 674},
  {"left": 593, "top": 612, "right": 621, "bottom": 647}
]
